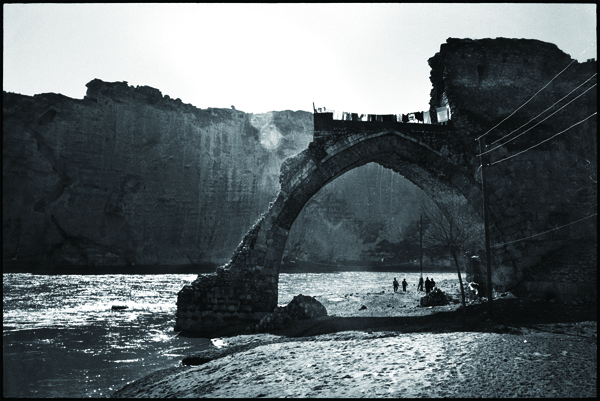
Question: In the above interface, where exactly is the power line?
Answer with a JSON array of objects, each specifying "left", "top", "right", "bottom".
[
  {"left": 487, "top": 73, "right": 597, "bottom": 148},
  {"left": 478, "top": 83, "right": 597, "bottom": 157},
  {"left": 476, "top": 40, "right": 596, "bottom": 141},
  {"left": 489, "top": 112, "right": 597, "bottom": 166},
  {"left": 491, "top": 214, "right": 597, "bottom": 249}
]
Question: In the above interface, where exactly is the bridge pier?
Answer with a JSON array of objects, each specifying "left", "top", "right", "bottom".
[{"left": 175, "top": 193, "right": 298, "bottom": 335}]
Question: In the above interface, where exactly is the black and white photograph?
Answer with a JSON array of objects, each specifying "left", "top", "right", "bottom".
[{"left": 3, "top": 3, "right": 597, "bottom": 398}]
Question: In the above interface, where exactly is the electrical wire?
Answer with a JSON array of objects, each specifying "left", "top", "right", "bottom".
[
  {"left": 476, "top": 40, "right": 596, "bottom": 141},
  {"left": 478, "top": 83, "right": 597, "bottom": 157},
  {"left": 487, "top": 73, "right": 597, "bottom": 148},
  {"left": 489, "top": 112, "right": 597, "bottom": 165},
  {"left": 491, "top": 214, "right": 597, "bottom": 248}
]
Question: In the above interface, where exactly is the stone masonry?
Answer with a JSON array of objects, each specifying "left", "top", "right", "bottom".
[{"left": 175, "top": 38, "right": 597, "bottom": 336}]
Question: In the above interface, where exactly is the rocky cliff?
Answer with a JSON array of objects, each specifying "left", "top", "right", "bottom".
[{"left": 3, "top": 80, "right": 428, "bottom": 270}]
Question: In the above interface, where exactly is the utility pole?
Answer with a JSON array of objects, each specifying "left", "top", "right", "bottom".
[
  {"left": 478, "top": 137, "right": 494, "bottom": 317},
  {"left": 419, "top": 213, "right": 423, "bottom": 281}
]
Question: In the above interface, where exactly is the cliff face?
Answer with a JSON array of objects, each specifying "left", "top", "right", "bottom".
[{"left": 3, "top": 80, "right": 427, "bottom": 269}]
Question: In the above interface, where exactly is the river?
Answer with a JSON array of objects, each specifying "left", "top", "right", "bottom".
[{"left": 3, "top": 270, "right": 456, "bottom": 398}]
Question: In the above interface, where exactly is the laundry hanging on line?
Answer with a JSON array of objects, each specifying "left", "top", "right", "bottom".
[
  {"left": 437, "top": 106, "right": 450, "bottom": 123},
  {"left": 423, "top": 111, "right": 431, "bottom": 124}
]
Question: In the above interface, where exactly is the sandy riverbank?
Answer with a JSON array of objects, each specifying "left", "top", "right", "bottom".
[{"left": 112, "top": 282, "right": 597, "bottom": 398}]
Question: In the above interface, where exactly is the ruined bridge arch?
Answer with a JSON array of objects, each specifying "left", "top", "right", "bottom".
[
  {"left": 176, "top": 38, "right": 597, "bottom": 336},
  {"left": 175, "top": 123, "right": 482, "bottom": 336}
]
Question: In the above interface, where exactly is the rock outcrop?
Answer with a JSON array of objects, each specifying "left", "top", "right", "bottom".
[{"left": 4, "top": 82, "right": 310, "bottom": 269}]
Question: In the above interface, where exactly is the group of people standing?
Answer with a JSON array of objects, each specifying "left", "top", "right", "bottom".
[
  {"left": 418, "top": 276, "right": 436, "bottom": 293},
  {"left": 392, "top": 278, "right": 407, "bottom": 292},
  {"left": 393, "top": 276, "right": 436, "bottom": 293}
]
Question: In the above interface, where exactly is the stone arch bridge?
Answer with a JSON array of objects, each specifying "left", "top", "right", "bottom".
[
  {"left": 176, "top": 38, "right": 597, "bottom": 336},
  {"left": 175, "top": 115, "right": 482, "bottom": 335}
]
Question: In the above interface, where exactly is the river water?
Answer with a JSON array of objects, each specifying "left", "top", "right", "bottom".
[{"left": 3, "top": 271, "right": 455, "bottom": 398}]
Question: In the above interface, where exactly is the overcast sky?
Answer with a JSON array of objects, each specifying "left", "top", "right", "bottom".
[{"left": 3, "top": 3, "right": 597, "bottom": 114}]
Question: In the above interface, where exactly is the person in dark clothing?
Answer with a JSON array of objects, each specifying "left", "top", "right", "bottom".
[
  {"left": 402, "top": 114, "right": 409, "bottom": 123},
  {"left": 417, "top": 277, "right": 424, "bottom": 292},
  {"left": 393, "top": 278, "right": 399, "bottom": 293},
  {"left": 402, "top": 278, "right": 407, "bottom": 292},
  {"left": 425, "top": 277, "right": 431, "bottom": 294},
  {"left": 430, "top": 278, "right": 435, "bottom": 290}
]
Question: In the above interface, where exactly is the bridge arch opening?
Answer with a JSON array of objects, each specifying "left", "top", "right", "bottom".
[
  {"left": 280, "top": 162, "right": 431, "bottom": 272},
  {"left": 277, "top": 160, "right": 484, "bottom": 307}
]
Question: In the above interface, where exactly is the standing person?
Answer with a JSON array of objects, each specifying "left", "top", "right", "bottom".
[
  {"left": 402, "top": 278, "right": 407, "bottom": 292},
  {"left": 417, "top": 277, "right": 424, "bottom": 292},
  {"left": 393, "top": 278, "right": 399, "bottom": 293},
  {"left": 425, "top": 277, "right": 431, "bottom": 294},
  {"left": 431, "top": 278, "right": 435, "bottom": 290}
]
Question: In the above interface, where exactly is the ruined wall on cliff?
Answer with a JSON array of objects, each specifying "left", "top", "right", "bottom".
[
  {"left": 3, "top": 80, "right": 427, "bottom": 269},
  {"left": 428, "top": 38, "right": 597, "bottom": 291}
]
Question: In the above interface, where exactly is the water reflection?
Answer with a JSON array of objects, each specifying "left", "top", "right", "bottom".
[
  {"left": 3, "top": 273, "right": 208, "bottom": 398},
  {"left": 3, "top": 271, "right": 457, "bottom": 397}
]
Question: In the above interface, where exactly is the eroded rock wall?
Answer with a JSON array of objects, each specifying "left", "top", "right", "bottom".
[
  {"left": 3, "top": 81, "right": 427, "bottom": 270},
  {"left": 3, "top": 81, "right": 313, "bottom": 268}
]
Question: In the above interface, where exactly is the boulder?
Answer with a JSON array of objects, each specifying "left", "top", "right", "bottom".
[
  {"left": 257, "top": 294, "right": 327, "bottom": 332},
  {"left": 285, "top": 294, "right": 328, "bottom": 319},
  {"left": 420, "top": 288, "right": 449, "bottom": 307}
]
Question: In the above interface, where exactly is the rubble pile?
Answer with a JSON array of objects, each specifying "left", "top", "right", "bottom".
[
  {"left": 257, "top": 294, "right": 327, "bottom": 332},
  {"left": 420, "top": 288, "right": 450, "bottom": 307}
]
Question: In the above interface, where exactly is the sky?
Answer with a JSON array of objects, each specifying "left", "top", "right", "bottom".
[{"left": 3, "top": 3, "right": 597, "bottom": 115}]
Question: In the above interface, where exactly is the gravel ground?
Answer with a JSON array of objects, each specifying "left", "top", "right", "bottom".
[{"left": 113, "top": 281, "right": 597, "bottom": 398}]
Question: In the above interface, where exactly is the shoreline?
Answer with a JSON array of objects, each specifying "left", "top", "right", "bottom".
[
  {"left": 112, "top": 320, "right": 597, "bottom": 398},
  {"left": 112, "top": 285, "right": 597, "bottom": 398}
]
